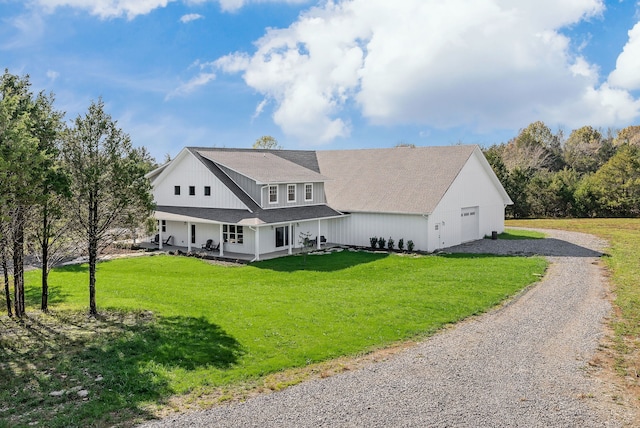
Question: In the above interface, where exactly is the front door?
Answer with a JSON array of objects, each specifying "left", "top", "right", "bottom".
[{"left": 275, "top": 226, "right": 289, "bottom": 248}]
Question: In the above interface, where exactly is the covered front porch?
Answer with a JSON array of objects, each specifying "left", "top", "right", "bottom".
[
  {"left": 151, "top": 205, "right": 345, "bottom": 262},
  {"left": 138, "top": 240, "right": 337, "bottom": 263}
]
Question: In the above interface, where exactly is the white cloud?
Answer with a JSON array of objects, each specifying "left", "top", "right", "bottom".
[
  {"left": 213, "top": 0, "right": 640, "bottom": 143},
  {"left": 30, "top": 0, "right": 311, "bottom": 18},
  {"left": 608, "top": 20, "right": 640, "bottom": 90},
  {"left": 46, "top": 70, "right": 60, "bottom": 81},
  {"left": 180, "top": 13, "right": 204, "bottom": 23},
  {"left": 217, "top": 0, "right": 308, "bottom": 12},
  {"left": 32, "top": 0, "right": 173, "bottom": 20},
  {"left": 166, "top": 72, "right": 216, "bottom": 99}
]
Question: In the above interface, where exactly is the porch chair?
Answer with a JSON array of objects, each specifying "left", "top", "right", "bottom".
[
  {"left": 151, "top": 234, "right": 159, "bottom": 244},
  {"left": 162, "top": 235, "right": 173, "bottom": 245},
  {"left": 202, "top": 239, "right": 214, "bottom": 250}
]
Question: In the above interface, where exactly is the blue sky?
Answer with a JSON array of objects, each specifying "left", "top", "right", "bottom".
[{"left": 2, "top": 0, "right": 640, "bottom": 161}]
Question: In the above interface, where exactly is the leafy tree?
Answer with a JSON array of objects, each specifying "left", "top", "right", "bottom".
[
  {"left": 563, "top": 126, "right": 615, "bottom": 174},
  {"left": 580, "top": 144, "right": 640, "bottom": 217},
  {"left": 62, "top": 99, "right": 154, "bottom": 315},
  {"left": 615, "top": 125, "right": 640, "bottom": 147},
  {"left": 0, "top": 71, "right": 57, "bottom": 317},
  {"left": 502, "top": 121, "right": 564, "bottom": 172},
  {"left": 527, "top": 169, "right": 580, "bottom": 218},
  {"left": 504, "top": 167, "right": 532, "bottom": 218},
  {"left": 253, "top": 135, "right": 281, "bottom": 150}
]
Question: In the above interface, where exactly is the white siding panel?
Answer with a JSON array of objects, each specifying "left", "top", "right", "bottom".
[
  {"left": 327, "top": 213, "right": 429, "bottom": 251},
  {"left": 153, "top": 152, "right": 247, "bottom": 209}
]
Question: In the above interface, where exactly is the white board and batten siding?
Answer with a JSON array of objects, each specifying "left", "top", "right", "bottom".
[
  {"left": 327, "top": 213, "right": 429, "bottom": 251},
  {"left": 428, "top": 150, "right": 507, "bottom": 251},
  {"left": 152, "top": 150, "right": 247, "bottom": 210}
]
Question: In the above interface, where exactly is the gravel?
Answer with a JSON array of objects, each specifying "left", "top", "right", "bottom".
[{"left": 140, "top": 228, "right": 626, "bottom": 428}]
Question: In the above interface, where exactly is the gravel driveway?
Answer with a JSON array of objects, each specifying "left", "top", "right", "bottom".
[{"left": 141, "top": 228, "right": 627, "bottom": 427}]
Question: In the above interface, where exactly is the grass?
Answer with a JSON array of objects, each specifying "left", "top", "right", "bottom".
[
  {"left": 488, "top": 228, "right": 546, "bottom": 240},
  {"left": 506, "top": 219, "right": 640, "bottom": 404},
  {"left": 1, "top": 250, "right": 547, "bottom": 427}
]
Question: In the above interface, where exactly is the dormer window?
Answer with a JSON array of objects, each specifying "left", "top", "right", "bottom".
[
  {"left": 269, "top": 185, "right": 278, "bottom": 204},
  {"left": 287, "top": 184, "right": 296, "bottom": 203},
  {"left": 305, "top": 183, "right": 313, "bottom": 201}
]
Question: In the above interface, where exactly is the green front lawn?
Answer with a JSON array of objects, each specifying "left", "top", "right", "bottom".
[{"left": 2, "top": 250, "right": 546, "bottom": 427}]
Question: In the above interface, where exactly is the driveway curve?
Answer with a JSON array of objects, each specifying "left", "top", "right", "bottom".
[{"left": 141, "top": 229, "right": 625, "bottom": 427}]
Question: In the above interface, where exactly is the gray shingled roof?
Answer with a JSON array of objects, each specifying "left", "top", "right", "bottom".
[
  {"left": 155, "top": 205, "right": 343, "bottom": 225},
  {"left": 196, "top": 149, "right": 328, "bottom": 184},
  {"left": 316, "top": 146, "right": 477, "bottom": 215}
]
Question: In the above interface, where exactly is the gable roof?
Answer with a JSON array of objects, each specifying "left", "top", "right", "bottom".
[
  {"left": 316, "top": 145, "right": 480, "bottom": 215},
  {"left": 195, "top": 148, "right": 328, "bottom": 184}
]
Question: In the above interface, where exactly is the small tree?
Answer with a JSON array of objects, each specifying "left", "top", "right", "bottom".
[
  {"left": 298, "top": 231, "right": 314, "bottom": 266},
  {"left": 63, "top": 99, "right": 154, "bottom": 316},
  {"left": 387, "top": 237, "right": 394, "bottom": 250},
  {"left": 407, "top": 240, "right": 414, "bottom": 252},
  {"left": 398, "top": 238, "right": 404, "bottom": 251},
  {"left": 377, "top": 237, "right": 386, "bottom": 249},
  {"left": 369, "top": 237, "right": 378, "bottom": 249},
  {"left": 253, "top": 135, "right": 281, "bottom": 150}
]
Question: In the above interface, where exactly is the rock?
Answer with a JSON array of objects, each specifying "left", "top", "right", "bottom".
[
  {"left": 77, "top": 390, "right": 89, "bottom": 398},
  {"left": 95, "top": 375, "right": 103, "bottom": 382},
  {"left": 49, "top": 390, "right": 65, "bottom": 397}
]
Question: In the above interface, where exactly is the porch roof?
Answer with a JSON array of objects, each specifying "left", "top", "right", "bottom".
[{"left": 154, "top": 204, "right": 344, "bottom": 226}]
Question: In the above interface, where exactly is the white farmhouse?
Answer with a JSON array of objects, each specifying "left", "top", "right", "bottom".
[{"left": 146, "top": 145, "right": 512, "bottom": 260}]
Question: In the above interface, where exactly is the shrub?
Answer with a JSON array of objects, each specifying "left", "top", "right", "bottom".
[
  {"left": 370, "top": 237, "right": 378, "bottom": 249},
  {"left": 378, "top": 237, "right": 386, "bottom": 249},
  {"left": 387, "top": 237, "right": 394, "bottom": 250},
  {"left": 398, "top": 238, "right": 404, "bottom": 251},
  {"left": 407, "top": 240, "right": 414, "bottom": 252}
]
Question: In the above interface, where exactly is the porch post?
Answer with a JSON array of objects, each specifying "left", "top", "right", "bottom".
[
  {"left": 288, "top": 223, "right": 293, "bottom": 255},
  {"left": 159, "top": 221, "right": 163, "bottom": 250},
  {"left": 255, "top": 227, "right": 260, "bottom": 261},
  {"left": 317, "top": 219, "right": 321, "bottom": 249},
  {"left": 187, "top": 221, "right": 192, "bottom": 252},
  {"left": 219, "top": 224, "right": 224, "bottom": 257}
]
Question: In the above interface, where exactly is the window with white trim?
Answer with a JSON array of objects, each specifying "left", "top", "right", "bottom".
[
  {"left": 287, "top": 184, "right": 296, "bottom": 202},
  {"left": 189, "top": 186, "right": 195, "bottom": 196},
  {"left": 223, "top": 225, "right": 244, "bottom": 244},
  {"left": 269, "top": 185, "right": 278, "bottom": 204},
  {"left": 204, "top": 186, "right": 211, "bottom": 196},
  {"left": 304, "top": 183, "right": 313, "bottom": 201}
]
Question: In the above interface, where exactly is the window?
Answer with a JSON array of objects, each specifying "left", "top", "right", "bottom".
[
  {"left": 189, "top": 186, "right": 195, "bottom": 196},
  {"left": 204, "top": 186, "right": 211, "bottom": 196},
  {"left": 174, "top": 185, "right": 181, "bottom": 195},
  {"left": 191, "top": 224, "right": 196, "bottom": 244},
  {"left": 161, "top": 220, "right": 166, "bottom": 232},
  {"left": 305, "top": 183, "right": 313, "bottom": 201},
  {"left": 275, "top": 226, "right": 289, "bottom": 247},
  {"left": 287, "top": 184, "right": 296, "bottom": 203},
  {"left": 269, "top": 185, "right": 278, "bottom": 204},
  {"left": 223, "top": 225, "right": 244, "bottom": 244}
]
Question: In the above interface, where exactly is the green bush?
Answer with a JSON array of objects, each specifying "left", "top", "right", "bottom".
[
  {"left": 370, "top": 237, "right": 378, "bottom": 249},
  {"left": 407, "top": 240, "right": 414, "bottom": 252},
  {"left": 387, "top": 237, "right": 394, "bottom": 250},
  {"left": 378, "top": 237, "right": 386, "bottom": 249},
  {"left": 398, "top": 238, "right": 404, "bottom": 251}
]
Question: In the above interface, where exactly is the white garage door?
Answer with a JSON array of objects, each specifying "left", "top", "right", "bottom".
[{"left": 460, "top": 207, "right": 479, "bottom": 243}]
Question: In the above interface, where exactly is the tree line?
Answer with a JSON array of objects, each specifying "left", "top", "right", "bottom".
[
  {"left": 0, "top": 70, "right": 154, "bottom": 318},
  {"left": 483, "top": 121, "right": 640, "bottom": 219}
]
